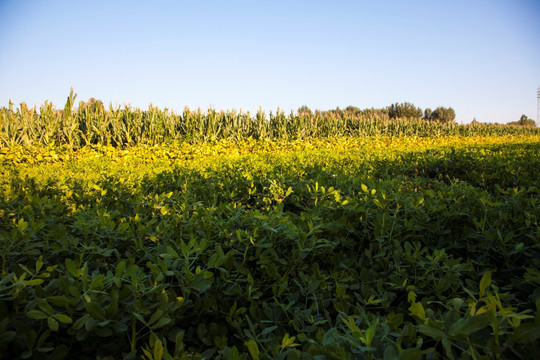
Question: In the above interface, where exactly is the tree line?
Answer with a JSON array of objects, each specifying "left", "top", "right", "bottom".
[
  {"left": 299, "top": 102, "right": 457, "bottom": 123},
  {"left": 299, "top": 103, "right": 537, "bottom": 127}
]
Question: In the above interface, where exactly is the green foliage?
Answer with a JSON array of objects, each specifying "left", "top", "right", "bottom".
[
  {"left": 423, "top": 108, "right": 432, "bottom": 121},
  {"left": 297, "top": 105, "right": 312, "bottom": 116},
  {"left": 344, "top": 106, "right": 362, "bottom": 116},
  {"left": 508, "top": 114, "right": 536, "bottom": 127},
  {"left": 388, "top": 102, "right": 422, "bottom": 119},
  {"left": 1, "top": 92, "right": 539, "bottom": 148},
  {"left": 78, "top": 97, "right": 105, "bottom": 114},
  {"left": 0, "top": 133, "right": 539, "bottom": 359},
  {"left": 431, "top": 106, "right": 456, "bottom": 123}
]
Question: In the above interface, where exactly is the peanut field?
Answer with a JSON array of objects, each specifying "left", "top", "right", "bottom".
[{"left": 0, "top": 98, "right": 539, "bottom": 359}]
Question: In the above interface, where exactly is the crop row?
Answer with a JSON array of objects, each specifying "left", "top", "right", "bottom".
[{"left": 1, "top": 91, "right": 539, "bottom": 147}]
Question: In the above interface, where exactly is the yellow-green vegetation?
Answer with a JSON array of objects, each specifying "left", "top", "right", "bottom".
[
  {"left": 1, "top": 133, "right": 539, "bottom": 360},
  {"left": 1, "top": 90, "right": 539, "bottom": 148}
]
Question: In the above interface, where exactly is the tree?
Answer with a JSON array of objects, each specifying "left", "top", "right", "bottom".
[
  {"left": 297, "top": 105, "right": 312, "bottom": 116},
  {"left": 344, "top": 106, "right": 362, "bottom": 116},
  {"left": 519, "top": 114, "right": 535, "bottom": 126},
  {"left": 423, "top": 108, "right": 432, "bottom": 121},
  {"left": 509, "top": 114, "right": 535, "bottom": 126},
  {"left": 362, "top": 107, "right": 389, "bottom": 120},
  {"left": 431, "top": 106, "right": 455, "bottom": 123},
  {"left": 79, "top": 98, "right": 105, "bottom": 113},
  {"left": 388, "top": 102, "right": 422, "bottom": 119}
]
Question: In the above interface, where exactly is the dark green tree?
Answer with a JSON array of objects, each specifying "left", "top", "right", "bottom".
[
  {"left": 509, "top": 115, "right": 536, "bottom": 126},
  {"left": 388, "top": 102, "right": 422, "bottom": 119},
  {"left": 431, "top": 106, "right": 456, "bottom": 123},
  {"left": 423, "top": 108, "right": 432, "bottom": 121},
  {"left": 344, "top": 106, "right": 362, "bottom": 116}
]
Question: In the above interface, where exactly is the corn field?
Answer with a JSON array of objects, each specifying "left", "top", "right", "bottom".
[{"left": 1, "top": 90, "right": 538, "bottom": 147}]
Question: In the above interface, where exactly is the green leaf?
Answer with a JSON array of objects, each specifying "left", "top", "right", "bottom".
[
  {"left": 285, "top": 187, "right": 293, "bottom": 197},
  {"left": 244, "top": 339, "right": 260, "bottom": 360},
  {"left": 373, "top": 198, "right": 384, "bottom": 208},
  {"left": 86, "top": 302, "right": 106, "bottom": 320},
  {"left": 19, "top": 264, "right": 34, "bottom": 276},
  {"left": 89, "top": 274, "right": 105, "bottom": 290},
  {"left": 510, "top": 322, "right": 540, "bottom": 344},
  {"left": 441, "top": 338, "right": 455, "bottom": 359},
  {"left": 25, "top": 279, "right": 44, "bottom": 286},
  {"left": 383, "top": 346, "right": 399, "bottom": 360},
  {"left": 133, "top": 312, "right": 147, "bottom": 325},
  {"left": 17, "top": 218, "right": 28, "bottom": 232},
  {"left": 229, "top": 346, "right": 240, "bottom": 360},
  {"left": 167, "top": 246, "right": 180, "bottom": 259},
  {"left": 281, "top": 333, "right": 298, "bottom": 349},
  {"left": 151, "top": 317, "right": 172, "bottom": 330},
  {"left": 38, "top": 300, "right": 54, "bottom": 316},
  {"left": 142, "top": 348, "right": 152, "bottom": 359},
  {"left": 46, "top": 344, "right": 70, "bottom": 360},
  {"left": 192, "top": 274, "right": 212, "bottom": 293},
  {"left": 479, "top": 271, "right": 491, "bottom": 298},
  {"left": 449, "top": 315, "right": 488, "bottom": 337},
  {"left": 48, "top": 317, "right": 59, "bottom": 331},
  {"left": 73, "top": 314, "right": 89, "bottom": 330},
  {"left": 261, "top": 325, "right": 278, "bottom": 337},
  {"left": 35, "top": 256, "right": 44, "bottom": 273},
  {"left": 322, "top": 327, "right": 341, "bottom": 346},
  {"left": 398, "top": 348, "right": 421, "bottom": 360},
  {"left": 149, "top": 309, "right": 164, "bottom": 325},
  {"left": 53, "top": 314, "right": 72, "bottom": 324},
  {"left": 417, "top": 325, "right": 447, "bottom": 340},
  {"left": 154, "top": 338, "right": 164, "bottom": 360},
  {"left": 47, "top": 296, "right": 72, "bottom": 307},
  {"left": 27, "top": 310, "right": 48, "bottom": 320},
  {"left": 65, "top": 259, "right": 78, "bottom": 277},
  {"left": 107, "top": 288, "right": 120, "bottom": 317},
  {"left": 115, "top": 260, "right": 127, "bottom": 278},
  {"left": 409, "top": 302, "right": 425, "bottom": 322},
  {"left": 365, "top": 325, "right": 376, "bottom": 346}
]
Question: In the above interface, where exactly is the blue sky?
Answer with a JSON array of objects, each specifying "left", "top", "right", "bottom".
[{"left": 0, "top": 0, "right": 539, "bottom": 124}]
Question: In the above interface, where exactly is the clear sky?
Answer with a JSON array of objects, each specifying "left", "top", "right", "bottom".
[{"left": 0, "top": 0, "right": 539, "bottom": 124}]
